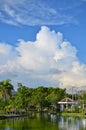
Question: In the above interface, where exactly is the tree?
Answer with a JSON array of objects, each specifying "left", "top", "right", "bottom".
[
  {"left": 15, "top": 85, "right": 31, "bottom": 111},
  {"left": 47, "top": 87, "right": 66, "bottom": 104},
  {"left": 0, "top": 79, "right": 14, "bottom": 100},
  {"left": 78, "top": 91, "right": 86, "bottom": 111},
  {"left": 31, "top": 86, "right": 48, "bottom": 111}
]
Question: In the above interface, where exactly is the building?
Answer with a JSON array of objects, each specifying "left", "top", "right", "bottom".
[{"left": 58, "top": 97, "right": 75, "bottom": 111}]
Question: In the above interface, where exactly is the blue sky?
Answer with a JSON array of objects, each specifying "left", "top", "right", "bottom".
[{"left": 0, "top": 0, "right": 86, "bottom": 90}]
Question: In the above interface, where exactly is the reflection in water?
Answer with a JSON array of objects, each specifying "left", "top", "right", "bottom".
[
  {"left": 59, "top": 116, "right": 77, "bottom": 130},
  {"left": 50, "top": 114, "right": 57, "bottom": 123},
  {"left": 0, "top": 113, "right": 86, "bottom": 130},
  {"left": 82, "top": 119, "right": 86, "bottom": 128},
  {"left": 59, "top": 116, "right": 86, "bottom": 130}
]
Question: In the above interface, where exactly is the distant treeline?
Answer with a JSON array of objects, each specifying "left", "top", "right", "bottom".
[{"left": 0, "top": 79, "right": 85, "bottom": 113}]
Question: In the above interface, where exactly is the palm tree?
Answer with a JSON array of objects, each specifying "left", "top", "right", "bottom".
[{"left": 0, "top": 79, "right": 14, "bottom": 100}]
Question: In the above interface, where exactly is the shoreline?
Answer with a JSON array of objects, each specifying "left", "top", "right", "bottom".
[
  {"left": 0, "top": 114, "right": 28, "bottom": 120},
  {"left": 0, "top": 111, "right": 86, "bottom": 120}
]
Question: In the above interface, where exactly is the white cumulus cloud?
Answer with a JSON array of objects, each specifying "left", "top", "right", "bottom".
[{"left": 0, "top": 26, "right": 86, "bottom": 89}]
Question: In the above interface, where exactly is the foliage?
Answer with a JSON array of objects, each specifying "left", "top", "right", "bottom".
[
  {"left": 0, "top": 79, "right": 13, "bottom": 100},
  {"left": 0, "top": 79, "right": 67, "bottom": 112}
]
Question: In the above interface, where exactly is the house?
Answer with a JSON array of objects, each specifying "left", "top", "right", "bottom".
[{"left": 58, "top": 97, "right": 75, "bottom": 111}]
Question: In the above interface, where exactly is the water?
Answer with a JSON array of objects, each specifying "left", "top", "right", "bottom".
[{"left": 0, "top": 113, "right": 86, "bottom": 130}]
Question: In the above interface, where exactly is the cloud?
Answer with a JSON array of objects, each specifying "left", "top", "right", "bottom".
[
  {"left": 0, "top": 26, "right": 86, "bottom": 89},
  {"left": 0, "top": 42, "right": 17, "bottom": 64},
  {"left": 0, "top": 0, "right": 81, "bottom": 26}
]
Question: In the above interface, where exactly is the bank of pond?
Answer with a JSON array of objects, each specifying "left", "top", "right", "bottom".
[{"left": 0, "top": 111, "right": 86, "bottom": 120}]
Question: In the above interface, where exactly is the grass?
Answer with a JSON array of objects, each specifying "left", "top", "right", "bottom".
[{"left": 61, "top": 112, "right": 86, "bottom": 118}]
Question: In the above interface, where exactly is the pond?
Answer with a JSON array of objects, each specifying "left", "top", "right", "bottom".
[{"left": 0, "top": 113, "right": 86, "bottom": 130}]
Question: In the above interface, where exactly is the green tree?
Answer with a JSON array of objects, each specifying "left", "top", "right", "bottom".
[
  {"left": 78, "top": 91, "right": 86, "bottom": 111},
  {"left": 31, "top": 86, "right": 48, "bottom": 111},
  {"left": 47, "top": 87, "right": 66, "bottom": 104},
  {"left": 0, "top": 79, "right": 13, "bottom": 100},
  {"left": 15, "top": 85, "right": 31, "bottom": 111}
]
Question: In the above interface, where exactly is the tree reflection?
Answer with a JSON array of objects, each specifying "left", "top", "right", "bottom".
[{"left": 0, "top": 113, "right": 86, "bottom": 130}]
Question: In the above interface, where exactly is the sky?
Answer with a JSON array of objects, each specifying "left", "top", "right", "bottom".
[{"left": 0, "top": 0, "right": 86, "bottom": 90}]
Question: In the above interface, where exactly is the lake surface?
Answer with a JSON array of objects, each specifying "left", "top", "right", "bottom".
[{"left": 0, "top": 113, "right": 86, "bottom": 130}]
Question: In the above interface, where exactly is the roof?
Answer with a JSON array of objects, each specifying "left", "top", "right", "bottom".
[{"left": 58, "top": 98, "right": 74, "bottom": 104}]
